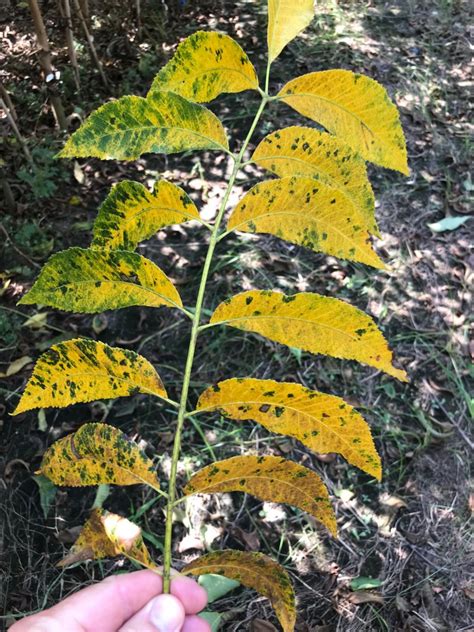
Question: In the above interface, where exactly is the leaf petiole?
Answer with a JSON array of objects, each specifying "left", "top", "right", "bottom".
[{"left": 161, "top": 92, "right": 269, "bottom": 593}]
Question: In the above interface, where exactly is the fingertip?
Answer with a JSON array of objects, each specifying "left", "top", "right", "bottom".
[
  {"left": 170, "top": 576, "right": 208, "bottom": 614},
  {"left": 149, "top": 593, "right": 186, "bottom": 631},
  {"left": 182, "top": 615, "right": 212, "bottom": 632}
]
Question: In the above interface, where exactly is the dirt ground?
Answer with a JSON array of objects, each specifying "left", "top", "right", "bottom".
[{"left": 1, "top": 0, "right": 472, "bottom": 630}]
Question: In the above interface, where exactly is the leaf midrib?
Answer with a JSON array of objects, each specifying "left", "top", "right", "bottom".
[
  {"left": 186, "top": 469, "right": 325, "bottom": 513},
  {"left": 39, "top": 278, "right": 182, "bottom": 311},
  {"left": 197, "top": 397, "right": 363, "bottom": 460},
  {"left": 51, "top": 446, "right": 159, "bottom": 490},
  {"left": 277, "top": 91, "right": 379, "bottom": 149},
  {"left": 212, "top": 313, "right": 360, "bottom": 342},
  {"left": 158, "top": 66, "right": 258, "bottom": 90},
  {"left": 94, "top": 204, "right": 202, "bottom": 246},
  {"left": 93, "top": 125, "right": 228, "bottom": 152},
  {"left": 30, "top": 370, "right": 165, "bottom": 398},
  {"left": 228, "top": 209, "right": 378, "bottom": 263},
  {"left": 252, "top": 154, "right": 361, "bottom": 194}
]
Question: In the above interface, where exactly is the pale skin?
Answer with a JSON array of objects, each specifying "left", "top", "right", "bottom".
[{"left": 10, "top": 570, "right": 211, "bottom": 632}]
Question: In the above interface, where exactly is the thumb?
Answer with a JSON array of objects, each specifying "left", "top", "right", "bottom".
[
  {"left": 120, "top": 593, "right": 186, "bottom": 632},
  {"left": 149, "top": 595, "right": 186, "bottom": 631}
]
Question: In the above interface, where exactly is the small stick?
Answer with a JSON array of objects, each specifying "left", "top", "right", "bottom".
[
  {"left": 0, "top": 224, "right": 41, "bottom": 268},
  {"left": 62, "top": 0, "right": 81, "bottom": 92},
  {"left": 1, "top": 175, "right": 15, "bottom": 211},
  {"left": 0, "top": 83, "right": 17, "bottom": 121},
  {"left": 72, "top": 0, "right": 109, "bottom": 88},
  {"left": 136, "top": 0, "right": 141, "bottom": 39},
  {"left": 27, "top": 0, "right": 68, "bottom": 130},
  {"left": 1, "top": 98, "right": 34, "bottom": 166},
  {"left": 78, "top": 0, "right": 88, "bottom": 20}
]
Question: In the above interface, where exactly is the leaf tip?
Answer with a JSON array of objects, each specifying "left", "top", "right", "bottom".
[
  {"left": 391, "top": 366, "right": 409, "bottom": 383},
  {"left": 17, "top": 292, "right": 33, "bottom": 306}
]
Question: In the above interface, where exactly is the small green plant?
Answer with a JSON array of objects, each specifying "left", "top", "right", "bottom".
[
  {"left": 14, "top": 2, "right": 408, "bottom": 628},
  {"left": 17, "top": 145, "right": 69, "bottom": 199}
]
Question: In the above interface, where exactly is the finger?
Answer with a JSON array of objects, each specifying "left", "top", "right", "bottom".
[
  {"left": 119, "top": 593, "right": 185, "bottom": 632},
  {"left": 11, "top": 570, "right": 164, "bottom": 632},
  {"left": 10, "top": 614, "right": 79, "bottom": 632},
  {"left": 170, "top": 576, "right": 208, "bottom": 615},
  {"left": 182, "top": 615, "right": 212, "bottom": 632}
]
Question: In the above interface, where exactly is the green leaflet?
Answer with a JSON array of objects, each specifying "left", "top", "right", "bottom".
[
  {"left": 19, "top": 247, "right": 183, "bottom": 313},
  {"left": 149, "top": 31, "right": 259, "bottom": 102},
  {"left": 59, "top": 92, "right": 229, "bottom": 160},
  {"left": 92, "top": 180, "right": 201, "bottom": 251}
]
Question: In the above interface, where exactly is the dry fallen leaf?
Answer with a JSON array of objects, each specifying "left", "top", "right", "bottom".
[
  {"left": 231, "top": 526, "right": 260, "bottom": 551},
  {"left": 349, "top": 590, "right": 384, "bottom": 605},
  {"left": 23, "top": 313, "right": 49, "bottom": 329},
  {"left": 178, "top": 534, "right": 204, "bottom": 553},
  {"left": 1, "top": 356, "right": 32, "bottom": 378}
]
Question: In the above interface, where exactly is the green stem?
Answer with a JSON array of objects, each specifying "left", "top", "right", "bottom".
[{"left": 161, "top": 95, "right": 268, "bottom": 592}]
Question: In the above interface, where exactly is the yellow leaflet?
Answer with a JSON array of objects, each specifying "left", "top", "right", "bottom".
[
  {"left": 102, "top": 511, "right": 156, "bottom": 569},
  {"left": 58, "top": 508, "right": 116, "bottom": 566},
  {"left": 184, "top": 454, "right": 337, "bottom": 534},
  {"left": 39, "top": 423, "right": 160, "bottom": 489},
  {"left": 18, "top": 247, "right": 183, "bottom": 313},
  {"left": 196, "top": 378, "right": 381, "bottom": 479},
  {"left": 58, "top": 508, "right": 155, "bottom": 569},
  {"left": 92, "top": 179, "right": 201, "bottom": 251},
  {"left": 277, "top": 70, "right": 408, "bottom": 174},
  {"left": 251, "top": 126, "right": 379, "bottom": 236},
  {"left": 183, "top": 550, "right": 296, "bottom": 632},
  {"left": 149, "top": 31, "right": 259, "bottom": 103},
  {"left": 13, "top": 338, "right": 166, "bottom": 415},
  {"left": 227, "top": 176, "right": 384, "bottom": 268},
  {"left": 267, "top": 0, "right": 315, "bottom": 63},
  {"left": 58, "top": 92, "right": 228, "bottom": 161},
  {"left": 209, "top": 290, "right": 407, "bottom": 381}
]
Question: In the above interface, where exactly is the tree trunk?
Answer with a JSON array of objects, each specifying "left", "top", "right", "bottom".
[
  {"left": 73, "top": 0, "right": 109, "bottom": 88},
  {"left": 27, "top": 0, "right": 68, "bottom": 130},
  {"left": 61, "top": 0, "right": 81, "bottom": 92}
]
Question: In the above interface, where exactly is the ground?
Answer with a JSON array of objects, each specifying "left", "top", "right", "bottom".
[{"left": 0, "top": 0, "right": 472, "bottom": 630}]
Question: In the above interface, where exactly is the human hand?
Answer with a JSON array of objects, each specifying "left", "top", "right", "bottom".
[{"left": 10, "top": 569, "right": 211, "bottom": 632}]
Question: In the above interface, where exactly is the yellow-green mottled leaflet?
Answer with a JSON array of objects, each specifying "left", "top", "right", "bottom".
[
  {"left": 18, "top": 247, "right": 183, "bottom": 313},
  {"left": 13, "top": 339, "right": 167, "bottom": 415},
  {"left": 149, "top": 31, "right": 259, "bottom": 103},
  {"left": 183, "top": 550, "right": 296, "bottom": 632},
  {"left": 184, "top": 454, "right": 337, "bottom": 534},
  {"left": 277, "top": 70, "right": 408, "bottom": 173},
  {"left": 59, "top": 91, "right": 228, "bottom": 161},
  {"left": 251, "top": 126, "right": 379, "bottom": 236},
  {"left": 226, "top": 176, "right": 384, "bottom": 268},
  {"left": 92, "top": 179, "right": 201, "bottom": 251},
  {"left": 39, "top": 423, "right": 160, "bottom": 490},
  {"left": 196, "top": 378, "right": 381, "bottom": 479},
  {"left": 209, "top": 290, "right": 407, "bottom": 381}
]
